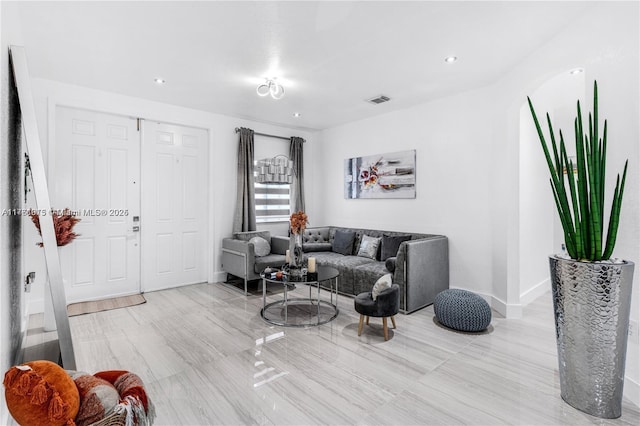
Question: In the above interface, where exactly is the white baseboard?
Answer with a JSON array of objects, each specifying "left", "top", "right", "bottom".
[
  {"left": 625, "top": 376, "right": 640, "bottom": 408},
  {"left": 520, "top": 278, "right": 550, "bottom": 306},
  {"left": 490, "top": 294, "right": 522, "bottom": 319},
  {"left": 213, "top": 271, "right": 227, "bottom": 283},
  {"left": 448, "top": 288, "right": 522, "bottom": 319}
]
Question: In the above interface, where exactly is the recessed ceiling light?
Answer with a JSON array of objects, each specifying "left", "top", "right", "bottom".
[
  {"left": 293, "top": 112, "right": 301, "bottom": 118},
  {"left": 569, "top": 68, "right": 584, "bottom": 75},
  {"left": 444, "top": 56, "right": 457, "bottom": 63},
  {"left": 154, "top": 78, "right": 166, "bottom": 84}
]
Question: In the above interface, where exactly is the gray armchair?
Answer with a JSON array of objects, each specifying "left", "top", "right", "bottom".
[{"left": 221, "top": 231, "right": 288, "bottom": 294}]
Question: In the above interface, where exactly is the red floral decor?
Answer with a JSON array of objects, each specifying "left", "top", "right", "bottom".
[
  {"left": 290, "top": 211, "right": 308, "bottom": 235},
  {"left": 30, "top": 208, "right": 81, "bottom": 247}
]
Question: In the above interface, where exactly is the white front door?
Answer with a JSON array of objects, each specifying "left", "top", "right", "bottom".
[
  {"left": 54, "top": 107, "right": 141, "bottom": 302},
  {"left": 141, "top": 121, "right": 208, "bottom": 291},
  {"left": 142, "top": 120, "right": 208, "bottom": 291}
]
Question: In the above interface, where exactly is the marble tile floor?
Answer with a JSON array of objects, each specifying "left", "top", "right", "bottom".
[{"left": 65, "top": 282, "right": 640, "bottom": 426}]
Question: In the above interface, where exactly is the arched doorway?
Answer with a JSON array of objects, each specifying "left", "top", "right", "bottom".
[{"left": 518, "top": 70, "right": 585, "bottom": 305}]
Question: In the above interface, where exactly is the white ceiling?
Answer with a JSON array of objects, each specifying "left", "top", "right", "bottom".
[{"left": 13, "top": 1, "right": 594, "bottom": 131}]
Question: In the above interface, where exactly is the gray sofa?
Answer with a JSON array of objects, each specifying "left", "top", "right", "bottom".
[
  {"left": 301, "top": 226, "right": 448, "bottom": 314},
  {"left": 221, "top": 227, "right": 449, "bottom": 314}
]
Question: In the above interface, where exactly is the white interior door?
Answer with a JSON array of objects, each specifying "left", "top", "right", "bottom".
[
  {"left": 54, "top": 107, "right": 140, "bottom": 303},
  {"left": 141, "top": 121, "right": 208, "bottom": 291}
]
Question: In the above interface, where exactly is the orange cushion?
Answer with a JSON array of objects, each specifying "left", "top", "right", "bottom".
[{"left": 3, "top": 360, "right": 80, "bottom": 426}]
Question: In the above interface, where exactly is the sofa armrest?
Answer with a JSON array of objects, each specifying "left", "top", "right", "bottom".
[
  {"left": 395, "top": 236, "right": 449, "bottom": 313},
  {"left": 221, "top": 238, "right": 256, "bottom": 281},
  {"left": 271, "top": 235, "right": 289, "bottom": 255}
]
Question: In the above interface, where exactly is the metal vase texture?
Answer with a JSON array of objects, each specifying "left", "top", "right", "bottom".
[
  {"left": 549, "top": 255, "right": 634, "bottom": 419},
  {"left": 289, "top": 233, "right": 304, "bottom": 268}
]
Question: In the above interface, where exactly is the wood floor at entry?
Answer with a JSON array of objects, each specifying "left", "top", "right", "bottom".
[{"left": 54, "top": 107, "right": 208, "bottom": 302}]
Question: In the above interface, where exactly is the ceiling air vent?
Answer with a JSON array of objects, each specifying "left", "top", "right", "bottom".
[{"left": 366, "top": 95, "right": 391, "bottom": 105}]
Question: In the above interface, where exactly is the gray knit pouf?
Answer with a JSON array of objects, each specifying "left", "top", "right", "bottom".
[{"left": 434, "top": 289, "right": 491, "bottom": 332}]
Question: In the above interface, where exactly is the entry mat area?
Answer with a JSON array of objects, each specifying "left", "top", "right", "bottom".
[{"left": 67, "top": 294, "right": 146, "bottom": 316}]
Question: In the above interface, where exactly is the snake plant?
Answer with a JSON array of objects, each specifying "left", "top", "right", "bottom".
[{"left": 527, "top": 81, "right": 628, "bottom": 261}]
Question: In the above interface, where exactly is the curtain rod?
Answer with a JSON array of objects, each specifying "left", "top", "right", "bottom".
[{"left": 234, "top": 127, "right": 305, "bottom": 142}]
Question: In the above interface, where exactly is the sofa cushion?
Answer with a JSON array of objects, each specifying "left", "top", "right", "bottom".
[
  {"left": 357, "top": 235, "right": 381, "bottom": 260},
  {"left": 303, "top": 227, "right": 330, "bottom": 243},
  {"left": 249, "top": 236, "right": 270, "bottom": 256},
  {"left": 381, "top": 234, "right": 412, "bottom": 261},
  {"left": 332, "top": 230, "right": 356, "bottom": 255},
  {"left": 235, "top": 230, "right": 270, "bottom": 242},
  {"left": 254, "top": 253, "right": 287, "bottom": 273},
  {"left": 303, "top": 242, "right": 333, "bottom": 252},
  {"left": 353, "top": 261, "right": 390, "bottom": 295}
]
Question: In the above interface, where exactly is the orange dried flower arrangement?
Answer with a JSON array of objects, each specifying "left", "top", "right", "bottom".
[
  {"left": 290, "top": 211, "right": 308, "bottom": 235},
  {"left": 30, "top": 208, "right": 81, "bottom": 247}
]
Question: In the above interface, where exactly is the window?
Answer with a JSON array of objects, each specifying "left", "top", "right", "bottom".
[{"left": 255, "top": 182, "right": 290, "bottom": 223}]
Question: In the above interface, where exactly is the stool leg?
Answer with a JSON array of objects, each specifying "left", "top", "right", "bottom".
[
  {"left": 390, "top": 315, "right": 397, "bottom": 329},
  {"left": 358, "top": 314, "right": 364, "bottom": 336},
  {"left": 383, "top": 317, "right": 389, "bottom": 341},
  {"left": 366, "top": 316, "right": 369, "bottom": 325}
]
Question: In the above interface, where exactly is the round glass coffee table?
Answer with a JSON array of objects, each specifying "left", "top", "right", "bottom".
[{"left": 260, "top": 265, "right": 339, "bottom": 327}]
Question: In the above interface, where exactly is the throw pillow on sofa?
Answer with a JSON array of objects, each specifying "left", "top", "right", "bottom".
[
  {"left": 235, "top": 230, "right": 270, "bottom": 242},
  {"left": 381, "top": 234, "right": 412, "bottom": 261},
  {"left": 332, "top": 230, "right": 356, "bottom": 255},
  {"left": 357, "top": 235, "right": 381, "bottom": 260},
  {"left": 249, "top": 236, "right": 271, "bottom": 257}
]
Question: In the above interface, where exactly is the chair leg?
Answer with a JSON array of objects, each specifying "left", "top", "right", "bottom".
[
  {"left": 358, "top": 314, "right": 365, "bottom": 336},
  {"left": 383, "top": 317, "right": 389, "bottom": 341},
  {"left": 366, "top": 316, "right": 369, "bottom": 325},
  {"left": 390, "top": 315, "right": 397, "bottom": 329}
]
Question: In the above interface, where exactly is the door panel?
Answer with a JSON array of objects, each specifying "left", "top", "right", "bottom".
[
  {"left": 142, "top": 122, "right": 208, "bottom": 291},
  {"left": 55, "top": 107, "right": 140, "bottom": 302}
]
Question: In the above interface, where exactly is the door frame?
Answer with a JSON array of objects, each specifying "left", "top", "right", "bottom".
[{"left": 45, "top": 96, "right": 215, "bottom": 297}]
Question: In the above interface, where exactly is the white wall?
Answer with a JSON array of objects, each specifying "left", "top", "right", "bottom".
[
  {"left": 316, "top": 1, "right": 639, "bottom": 404},
  {"left": 518, "top": 71, "right": 584, "bottom": 305},
  {"left": 22, "top": 78, "right": 317, "bottom": 313},
  {"left": 498, "top": 1, "right": 639, "bottom": 403},
  {"left": 317, "top": 86, "right": 495, "bottom": 299}
]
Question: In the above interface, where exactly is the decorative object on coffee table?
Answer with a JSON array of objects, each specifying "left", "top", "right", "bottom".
[
  {"left": 288, "top": 211, "right": 308, "bottom": 277},
  {"left": 434, "top": 289, "right": 491, "bottom": 332}
]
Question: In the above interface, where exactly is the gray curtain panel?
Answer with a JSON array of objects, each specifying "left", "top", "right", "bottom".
[
  {"left": 233, "top": 127, "right": 256, "bottom": 232},
  {"left": 289, "top": 136, "right": 305, "bottom": 212}
]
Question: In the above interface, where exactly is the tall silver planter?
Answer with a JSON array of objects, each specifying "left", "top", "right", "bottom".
[{"left": 549, "top": 255, "right": 634, "bottom": 419}]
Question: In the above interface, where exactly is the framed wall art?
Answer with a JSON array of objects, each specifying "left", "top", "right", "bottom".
[{"left": 344, "top": 149, "right": 416, "bottom": 199}]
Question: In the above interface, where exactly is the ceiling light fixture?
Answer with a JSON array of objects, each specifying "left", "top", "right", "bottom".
[
  {"left": 154, "top": 78, "right": 166, "bottom": 84},
  {"left": 444, "top": 56, "right": 457, "bottom": 63},
  {"left": 257, "top": 78, "right": 285, "bottom": 100},
  {"left": 293, "top": 112, "right": 301, "bottom": 118},
  {"left": 570, "top": 68, "right": 584, "bottom": 75}
]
